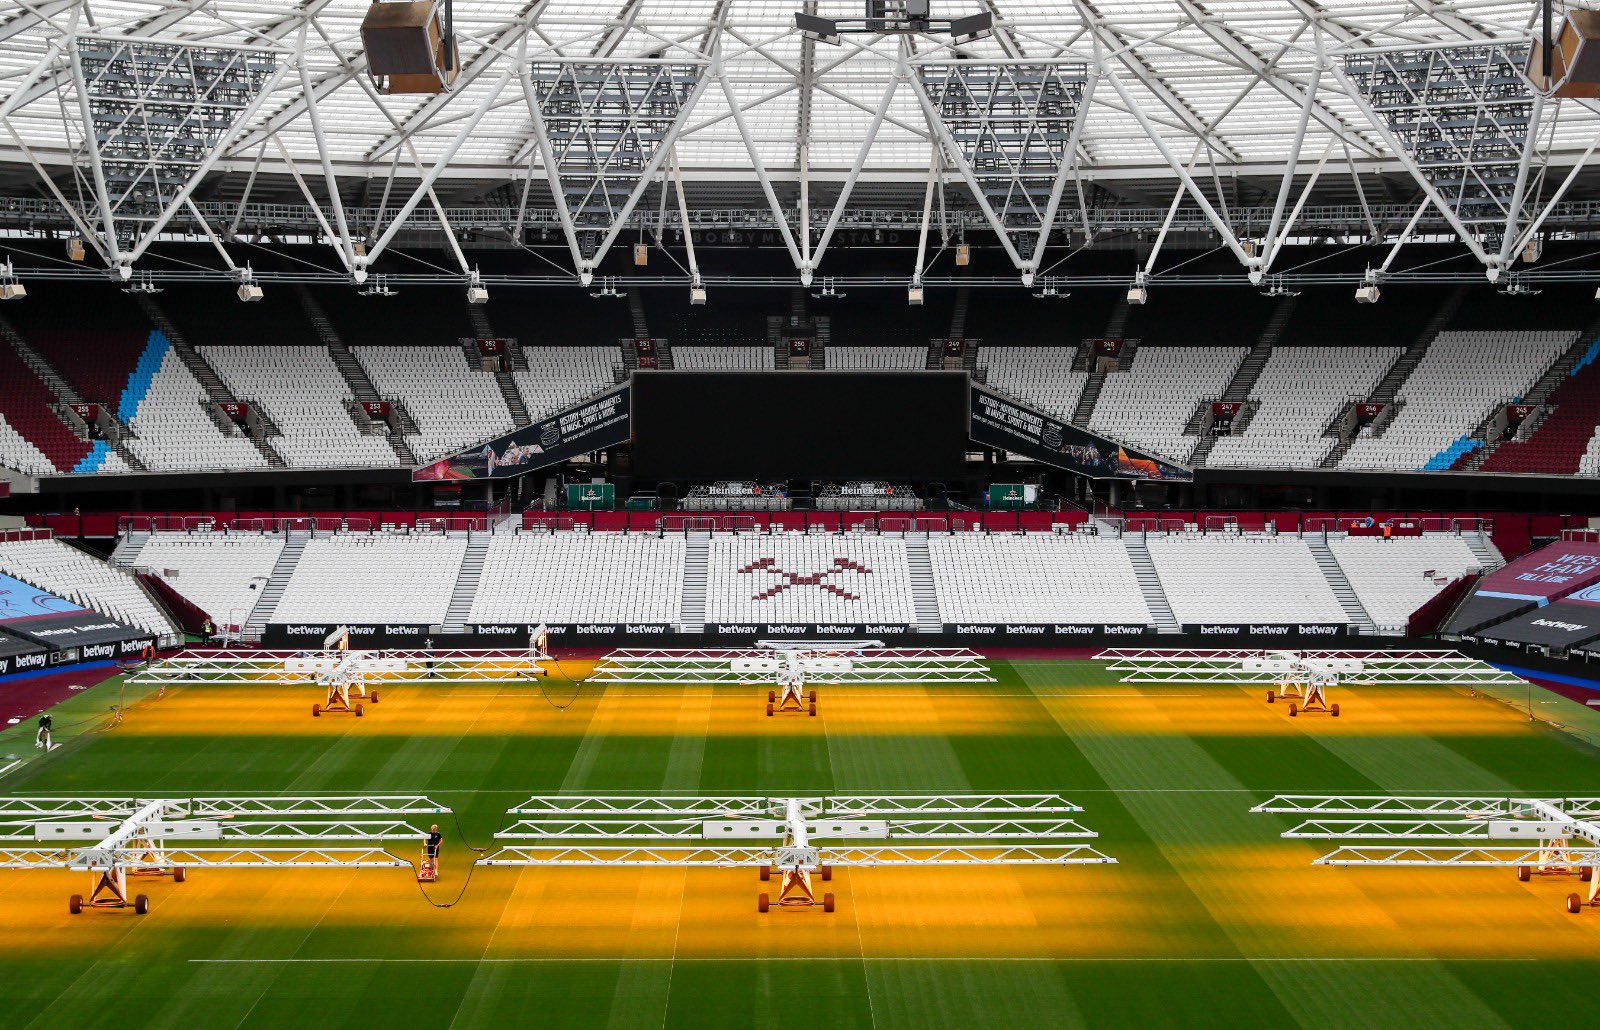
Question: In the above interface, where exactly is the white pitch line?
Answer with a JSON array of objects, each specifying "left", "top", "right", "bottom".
[
  {"left": 186, "top": 956, "right": 1537, "bottom": 965},
  {"left": 0, "top": 758, "right": 26, "bottom": 780}
]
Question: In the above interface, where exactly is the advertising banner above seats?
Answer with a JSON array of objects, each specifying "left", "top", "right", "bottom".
[
  {"left": 412, "top": 384, "right": 631, "bottom": 482},
  {"left": 1444, "top": 541, "right": 1600, "bottom": 635},
  {"left": 967, "top": 383, "right": 1193, "bottom": 482}
]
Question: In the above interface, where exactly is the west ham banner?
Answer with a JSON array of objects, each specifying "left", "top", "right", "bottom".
[
  {"left": 414, "top": 384, "right": 631, "bottom": 482},
  {"left": 968, "top": 383, "right": 1193, "bottom": 482}
]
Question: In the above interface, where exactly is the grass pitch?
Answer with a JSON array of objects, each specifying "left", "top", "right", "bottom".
[{"left": 1, "top": 660, "right": 1598, "bottom": 1028}]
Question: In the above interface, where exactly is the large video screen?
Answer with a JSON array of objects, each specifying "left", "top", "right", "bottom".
[{"left": 630, "top": 371, "right": 969, "bottom": 481}]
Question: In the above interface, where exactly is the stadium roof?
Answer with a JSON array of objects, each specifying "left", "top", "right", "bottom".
[
  {"left": 0, "top": 1, "right": 1595, "bottom": 286},
  {"left": 1, "top": 1, "right": 1590, "bottom": 180}
]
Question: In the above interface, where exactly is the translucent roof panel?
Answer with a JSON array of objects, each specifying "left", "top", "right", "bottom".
[{"left": 0, "top": 0, "right": 1591, "bottom": 187}]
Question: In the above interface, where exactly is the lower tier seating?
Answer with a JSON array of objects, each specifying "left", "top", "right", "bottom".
[
  {"left": 1327, "top": 534, "right": 1486, "bottom": 633},
  {"left": 704, "top": 533, "right": 915, "bottom": 625},
  {"left": 929, "top": 533, "right": 1151, "bottom": 624},
  {"left": 132, "top": 532, "right": 286, "bottom": 627},
  {"left": 468, "top": 533, "right": 684, "bottom": 624},
  {"left": 0, "top": 537, "right": 180, "bottom": 644},
  {"left": 1146, "top": 534, "right": 1348, "bottom": 626},
  {"left": 273, "top": 535, "right": 467, "bottom": 624}
]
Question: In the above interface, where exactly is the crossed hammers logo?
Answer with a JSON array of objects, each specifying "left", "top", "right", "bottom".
[{"left": 738, "top": 557, "right": 872, "bottom": 601}]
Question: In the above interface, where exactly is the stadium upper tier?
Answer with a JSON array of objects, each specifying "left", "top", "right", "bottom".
[{"left": 0, "top": 284, "right": 1595, "bottom": 479}]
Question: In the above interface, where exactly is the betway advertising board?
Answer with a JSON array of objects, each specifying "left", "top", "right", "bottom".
[
  {"left": 1478, "top": 579, "right": 1600, "bottom": 651},
  {"left": 1445, "top": 542, "right": 1600, "bottom": 635},
  {"left": 413, "top": 384, "right": 631, "bottom": 482},
  {"left": 968, "top": 383, "right": 1193, "bottom": 482}
]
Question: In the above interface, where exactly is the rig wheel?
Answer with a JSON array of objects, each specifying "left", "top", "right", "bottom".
[
  {"left": 1266, "top": 690, "right": 1275, "bottom": 704},
  {"left": 765, "top": 703, "right": 774, "bottom": 717},
  {"left": 134, "top": 894, "right": 150, "bottom": 915},
  {"left": 823, "top": 893, "right": 835, "bottom": 913},
  {"left": 370, "top": 691, "right": 379, "bottom": 704},
  {"left": 808, "top": 689, "right": 817, "bottom": 704},
  {"left": 355, "top": 704, "right": 365, "bottom": 717},
  {"left": 1518, "top": 865, "right": 1531, "bottom": 882},
  {"left": 1583, "top": 867, "right": 1594, "bottom": 883},
  {"left": 173, "top": 867, "right": 187, "bottom": 884},
  {"left": 767, "top": 690, "right": 776, "bottom": 704},
  {"left": 821, "top": 865, "right": 833, "bottom": 882},
  {"left": 758, "top": 893, "right": 770, "bottom": 913},
  {"left": 1330, "top": 703, "right": 1341, "bottom": 718},
  {"left": 312, "top": 704, "right": 321, "bottom": 717},
  {"left": 808, "top": 702, "right": 817, "bottom": 717},
  {"left": 69, "top": 894, "right": 83, "bottom": 915},
  {"left": 759, "top": 866, "right": 771, "bottom": 882},
  {"left": 1288, "top": 703, "right": 1298, "bottom": 717},
  {"left": 1569, "top": 893, "right": 1583, "bottom": 915}
]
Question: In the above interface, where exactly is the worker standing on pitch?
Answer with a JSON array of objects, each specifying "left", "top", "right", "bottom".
[
  {"left": 35, "top": 713, "right": 53, "bottom": 750},
  {"left": 425, "top": 823, "right": 443, "bottom": 872}
]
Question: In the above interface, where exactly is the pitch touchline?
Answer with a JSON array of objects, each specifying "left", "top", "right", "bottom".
[{"left": 187, "top": 957, "right": 1536, "bottom": 965}]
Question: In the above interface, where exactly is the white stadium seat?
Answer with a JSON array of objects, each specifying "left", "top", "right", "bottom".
[
  {"left": 1207, "top": 346, "right": 1398, "bottom": 469},
  {"left": 1340, "top": 331, "right": 1572, "bottom": 471},
  {"left": 134, "top": 532, "right": 287, "bottom": 627},
  {"left": 202, "top": 345, "right": 398, "bottom": 469},
  {"left": 0, "top": 537, "right": 181, "bottom": 644},
  {"left": 674, "top": 346, "right": 775, "bottom": 370},
  {"left": 1090, "top": 346, "right": 1245, "bottom": 463},
  {"left": 1146, "top": 534, "right": 1348, "bottom": 626},
  {"left": 1328, "top": 534, "right": 1486, "bottom": 633},
  {"left": 469, "top": 532, "right": 685, "bottom": 624},
  {"left": 272, "top": 535, "right": 467, "bottom": 624},
  {"left": 352, "top": 346, "right": 513, "bottom": 462},
  {"left": 826, "top": 347, "right": 926, "bottom": 370},
  {"left": 704, "top": 533, "right": 915, "bottom": 625},
  {"left": 512, "top": 346, "right": 624, "bottom": 420},
  {"left": 929, "top": 533, "right": 1151, "bottom": 625},
  {"left": 125, "top": 349, "right": 268, "bottom": 472},
  {"left": 976, "top": 345, "right": 1088, "bottom": 420}
]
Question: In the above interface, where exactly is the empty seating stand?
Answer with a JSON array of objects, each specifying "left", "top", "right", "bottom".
[
  {"left": 133, "top": 532, "right": 287, "bottom": 627},
  {"left": 1326, "top": 534, "right": 1485, "bottom": 633},
  {"left": 703, "top": 533, "right": 915, "bottom": 625},
  {"left": 1145, "top": 534, "right": 1348, "bottom": 627},
  {"left": 1341, "top": 330, "right": 1573, "bottom": 472},
  {"left": 468, "top": 533, "right": 685, "bottom": 624},
  {"left": 203, "top": 345, "right": 397, "bottom": 468},
  {"left": 1480, "top": 348, "right": 1600, "bottom": 475},
  {"left": 272, "top": 534, "right": 467, "bottom": 624},
  {"left": 1208, "top": 346, "right": 1398, "bottom": 469},
  {"left": 0, "top": 343, "right": 85, "bottom": 474},
  {"left": 976, "top": 345, "right": 1087, "bottom": 420},
  {"left": 929, "top": 533, "right": 1151, "bottom": 625},
  {"left": 1090, "top": 346, "right": 1245, "bottom": 463},
  {"left": 673, "top": 346, "right": 774, "bottom": 370},
  {"left": 0, "top": 537, "right": 180, "bottom": 644},
  {"left": 512, "top": 346, "right": 624, "bottom": 418},
  {"left": 353, "top": 345, "right": 513, "bottom": 461}
]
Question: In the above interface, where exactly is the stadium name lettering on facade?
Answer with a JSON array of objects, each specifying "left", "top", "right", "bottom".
[{"left": 1517, "top": 553, "right": 1600, "bottom": 585}]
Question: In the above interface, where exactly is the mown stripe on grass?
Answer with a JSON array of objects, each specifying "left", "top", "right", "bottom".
[{"left": 1015, "top": 663, "right": 1512, "bottom": 1030}]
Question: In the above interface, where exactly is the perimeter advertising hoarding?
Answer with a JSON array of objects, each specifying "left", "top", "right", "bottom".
[
  {"left": 968, "top": 383, "right": 1193, "bottom": 482},
  {"left": 413, "top": 385, "right": 631, "bottom": 482}
]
